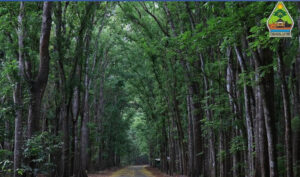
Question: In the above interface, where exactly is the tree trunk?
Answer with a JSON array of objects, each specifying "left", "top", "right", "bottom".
[
  {"left": 13, "top": 82, "right": 22, "bottom": 177},
  {"left": 80, "top": 71, "right": 90, "bottom": 172},
  {"left": 27, "top": 91, "right": 43, "bottom": 137},
  {"left": 80, "top": 29, "right": 95, "bottom": 173},
  {"left": 234, "top": 45, "right": 255, "bottom": 177},
  {"left": 200, "top": 54, "right": 216, "bottom": 177},
  {"left": 16, "top": 10, "right": 25, "bottom": 170},
  {"left": 277, "top": 46, "right": 293, "bottom": 177},
  {"left": 27, "top": 1, "right": 53, "bottom": 137},
  {"left": 161, "top": 117, "right": 168, "bottom": 173},
  {"left": 226, "top": 47, "right": 241, "bottom": 177},
  {"left": 254, "top": 49, "right": 278, "bottom": 177},
  {"left": 54, "top": 2, "right": 70, "bottom": 176},
  {"left": 13, "top": 76, "right": 23, "bottom": 177},
  {"left": 219, "top": 130, "right": 225, "bottom": 177},
  {"left": 4, "top": 120, "right": 11, "bottom": 151},
  {"left": 72, "top": 85, "right": 80, "bottom": 177},
  {"left": 168, "top": 115, "right": 175, "bottom": 176},
  {"left": 172, "top": 80, "right": 187, "bottom": 175},
  {"left": 187, "top": 93, "right": 195, "bottom": 177},
  {"left": 255, "top": 72, "right": 269, "bottom": 177},
  {"left": 13, "top": 20, "right": 24, "bottom": 173},
  {"left": 17, "top": 1, "right": 51, "bottom": 176},
  {"left": 163, "top": 4, "right": 187, "bottom": 174}
]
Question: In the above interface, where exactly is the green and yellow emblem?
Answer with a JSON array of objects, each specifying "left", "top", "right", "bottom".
[{"left": 267, "top": 1, "right": 294, "bottom": 37}]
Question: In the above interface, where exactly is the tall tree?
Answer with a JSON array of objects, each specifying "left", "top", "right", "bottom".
[
  {"left": 13, "top": 3, "right": 25, "bottom": 176},
  {"left": 18, "top": 1, "right": 53, "bottom": 137}
]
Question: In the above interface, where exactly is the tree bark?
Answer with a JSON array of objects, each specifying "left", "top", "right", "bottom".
[
  {"left": 234, "top": 45, "right": 255, "bottom": 177},
  {"left": 72, "top": 84, "right": 81, "bottom": 177},
  {"left": 187, "top": 93, "right": 195, "bottom": 177},
  {"left": 27, "top": 1, "right": 53, "bottom": 137},
  {"left": 254, "top": 49, "right": 278, "bottom": 177},
  {"left": 226, "top": 47, "right": 241, "bottom": 177},
  {"left": 54, "top": 2, "right": 70, "bottom": 176},
  {"left": 14, "top": 7, "right": 24, "bottom": 173},
  {"left": 277, "top": 46, "right": 293, "bottom": 177},
  {"left": 80, "top": 86, "right": 89, "bottom": 172},
  {"left": 199, "top": 54, "right": 216, "bottom": 177},
  {"left": 80, "top": 54, "right": 91, "bottom": 172},
  {"left": 80, "top": 21, "right": 96, "bottom": 173},
  {"left": 255, "top": 72, "right": 269, "bottom": 177},
  {"left": 14, "top": 3, "right": 24, "bottom": 177},
  {"left": 14, "top": 3, "right": 25, "bottom": 173},
  {"left": 13, "top": 83, "right": 23, "bottom": 177}
]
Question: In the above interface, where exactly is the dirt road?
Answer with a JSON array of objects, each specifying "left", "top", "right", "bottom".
[{"left": 110, "top": 166, "right": 154, "bottom": 177}]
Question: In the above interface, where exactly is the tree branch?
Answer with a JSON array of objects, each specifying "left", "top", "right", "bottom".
[
  {"left": 36, "top": 2, "right": 52, "bottom": 86},
  {"left": 140, "top": 2, "right": 170, "bottom": 37}
]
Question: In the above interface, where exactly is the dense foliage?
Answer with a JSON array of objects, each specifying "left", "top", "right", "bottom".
[{"left": 0, "top": 2, "right": 300, "bottom": 177}]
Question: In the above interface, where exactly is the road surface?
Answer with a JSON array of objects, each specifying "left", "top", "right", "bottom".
[{"left": 110, "top": 165, "right": 154, "bottom": 177}]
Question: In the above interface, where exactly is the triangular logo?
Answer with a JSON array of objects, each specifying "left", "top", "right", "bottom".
[{"left": 267, "top": 1, "right": 294, "bottom": 37}]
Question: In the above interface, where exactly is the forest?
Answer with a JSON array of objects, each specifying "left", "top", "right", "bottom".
[{"left": 0, "top": 1, "right": 300, "bottom": 177}]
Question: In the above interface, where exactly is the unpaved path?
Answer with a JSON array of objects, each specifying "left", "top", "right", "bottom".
[
  {"left": 110, "top": 165, "right": 154, "bottom": 177},
  {"left": 89, "top": 165, "right": 155, "bottom": 177}
]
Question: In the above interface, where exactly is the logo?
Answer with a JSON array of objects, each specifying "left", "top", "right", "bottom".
[{"left": 267, "top": 1, "right": 294, "bottom": 37}]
